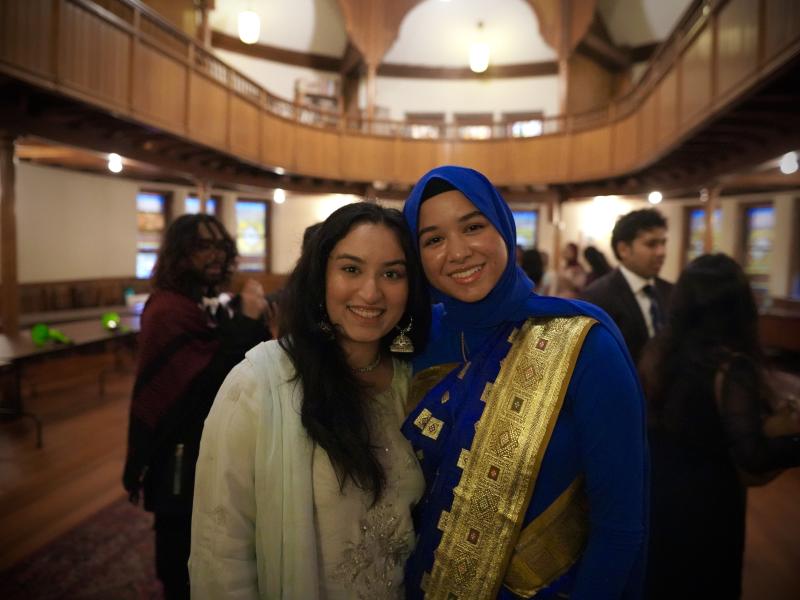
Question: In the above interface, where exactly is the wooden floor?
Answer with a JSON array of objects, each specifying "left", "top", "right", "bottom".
[{"left": 0, "top": 354, "right": 798, "bottom": 599}]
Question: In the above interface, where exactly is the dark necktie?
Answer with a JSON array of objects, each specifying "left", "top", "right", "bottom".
[{"left": 642, "top": 284, "right": 664, "bottom": 335}]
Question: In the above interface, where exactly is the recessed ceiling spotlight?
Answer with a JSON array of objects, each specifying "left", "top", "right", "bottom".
[
  {"left": 779, "top": 151, "right": 798, "bottom": 175},
  {"left": 107, "top": 153, "right": 123, "bottom": 173},
  {"left": 273, "top": 188, "right": 286, "bottom": 204},
  {"left": 648, "top": 191, "right": 663, "bottom": 205}
]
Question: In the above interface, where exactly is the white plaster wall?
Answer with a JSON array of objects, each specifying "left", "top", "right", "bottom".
[{"left": 373, "top": 75, "right": 561, "bottom": 121}]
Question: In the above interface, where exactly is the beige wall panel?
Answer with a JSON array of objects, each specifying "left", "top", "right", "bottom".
[
  {"left": 59, "top": 1, "right": 130, "bottom": 109},
  {"left": 392, "top": 140, "right": 448, "bottom": 184},
  {"left": 656, "top": 70, "right": 679, "bottom": 144},
  {"left": 0, "top": 0, "right": 53, "bottom": 79},
  {"left": 639, "top": 91, "right": 659, "bottom": 160},
  {"left": 680, "top": 25, "right": 713, "bottom": 124},
  {"left": 292, "top": 127, "right": 341, "bottom": 179},
  {"left": 229, "top": 96, "right": 260, "bottom": 162},
  {"left": 570, "top": 128, "right": 612, "bottom": 180},
  {"left": 340, "top": 135, "right": 394, "bottom": 182},
  {"left": 260, "top": 114, "right": 296, "bottom": 171},
  {"left": 717, "top": 0, "right": 759, "bottom": 100},
  {"left": 131, "top": 43, "right": 186, "bottom": 134},
  {"left": 188, "top": 73, "right": 228, "bottom": 148},
  {"left": 764, "top": 0, "right": 800, "bottom": 62},
  {"left": 612, "top": 113, "right": 639, "bottom": 173}
]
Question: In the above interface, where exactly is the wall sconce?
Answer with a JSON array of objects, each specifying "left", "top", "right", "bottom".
[
  {"left": 238, "top": 10, "right": 261, "bottom": 45},
  {"left": 469, "top": 22, "right": 490, "bottom": 74}
]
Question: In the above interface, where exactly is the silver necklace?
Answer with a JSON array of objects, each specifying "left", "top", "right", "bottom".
[{"left": 353, "top": 353, "right": 382, "bottom": 373}]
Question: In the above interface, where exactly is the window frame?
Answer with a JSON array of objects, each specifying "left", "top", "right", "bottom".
[{"left": 234, "top": 197, "right": 272, "bottom": 273}]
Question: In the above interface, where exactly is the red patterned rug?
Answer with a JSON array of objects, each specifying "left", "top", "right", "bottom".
[{"left": 0, "top": 498, "right": 162, "bottom": 599}]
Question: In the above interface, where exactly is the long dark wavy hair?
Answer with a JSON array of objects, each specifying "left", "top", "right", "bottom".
[
  {"left": 279, "top": 202, "right": 430, "bottom": 502},
  {"left": 643, "top": 254, "right": 766, "bottom": 423},
  {"left": 151, "top": 214, "right": 237, "bottom": 298}
]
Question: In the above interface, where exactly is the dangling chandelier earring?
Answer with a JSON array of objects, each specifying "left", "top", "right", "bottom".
[
  {"left": 390, "top": 317, "right": 414, "bottom": 353},
  {"left": 317, "top": 304, "right": 336, "bottom": 340}
]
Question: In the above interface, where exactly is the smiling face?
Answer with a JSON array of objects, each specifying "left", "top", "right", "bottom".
[
  {"left": 417, "top": 190, "right": 508, "bottom": 303},
  {"left": 325, "top": 222, "right": 409, "bottom": 357}
]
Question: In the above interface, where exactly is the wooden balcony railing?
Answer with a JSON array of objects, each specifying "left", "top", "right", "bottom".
[{"left": 0, "top": 0, "right": 798, "bottom": 185}]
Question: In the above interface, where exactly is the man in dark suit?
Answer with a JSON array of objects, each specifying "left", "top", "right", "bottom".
[{"left": 581, "top": 208, "right": 672, "bottom": 365}]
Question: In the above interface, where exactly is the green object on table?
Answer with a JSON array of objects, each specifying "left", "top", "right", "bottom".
[
  {"left": 30, "top": 323, "right": 72, "bottom": 347},
  {"left": 101, "top": 311, "right": 129, "bottom": 333},
  {"left": 102, "top": 311, "right": 121, "bottom": 330}
]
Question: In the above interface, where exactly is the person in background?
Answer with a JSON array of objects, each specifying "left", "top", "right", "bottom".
[
  {"left": 520, "top": 248, "right": 544, "bottom": 288},
  {"left": 401, "top": 166, "right": 647, "bottom": 599},
  {"left": 123, "top": 214, "right": 269, "bottom": 599},
  {"left": 555, "top": 242, "right": 587, "bottom": 298},
  {"left": 583, "top": 245, "right": 612, "bottom": 287},
  {"left": 640, "top": 253, "right": 800, "bottom": 599},
  {"left": 189, "top": 203, "right": 431, "bottom": 598},
  {"left": 537, "top": 250, "right": 556, "bottom": 295},
  {"left": 581, "top": 208, "right": 672, "bottom": 365}
]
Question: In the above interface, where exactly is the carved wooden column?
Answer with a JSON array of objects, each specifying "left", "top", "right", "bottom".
[
  {"left": 0, "top": 132, "right": 20, "bottom": 336},
  {"left": 196, "top": 0, "right": 214, "bottom": 48}
]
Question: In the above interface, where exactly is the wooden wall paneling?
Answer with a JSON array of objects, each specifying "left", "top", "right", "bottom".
[
  {"left": 639, "top": 89, "right": 659, "bottom": 160},
  {"left": 656, "top": 70, "right": 679, "bottom": 145},
  {"left": 0, "top": 0, "right": 54, "bottom": 80},
  {"left": 339, "top": 134, "right": 394, "bottom": 182},
  {"left": 131, "top": 42, "right": 186, "bottom": 135},
  {"left": 260, "top": 113, "right": 296, "bottom": 171},
  {"left": 612, "top": 112, "right": 639, "bottom": 173},
  {"left": 449, "top": 141, "right": 494, "bottom": 180},
  {"left": 188, "top": 72, "right": 228, "bottom": 148},
  {"left": 483, "top": 140, "right": 513, "bottom": 185},
  {"left": 569, "top": 127, "right": 612, "bottom": 180},
  {"left": 292, "top": 126, "right": 341, "bottom": 179},
  {"left": 566, "top": 53, "right": 615, "bottom": 115},
  {"left": 58, "top": 1, "right": 130, "bottom": 110},
  {"left": 679, "top": 22, "right": 713, "bottom": 126},
  {"left": 763, "top": 0, "right": 800, "bottom": 63},
  {"left": 716, "top": 0, "right": 759, "bottom": 102},
  {"left": 229, "top": 95, "right": 260, "bottom": 163},
  {"left": 509, "top": 135, "right": 571, "bottom": 184},
  {"left": 392, "top": 139, "right": 447, "bottom": 184}
]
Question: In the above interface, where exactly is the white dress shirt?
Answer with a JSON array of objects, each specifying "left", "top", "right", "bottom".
[{"left": 619, "top": 264, "right": 658, "bottom": 338}]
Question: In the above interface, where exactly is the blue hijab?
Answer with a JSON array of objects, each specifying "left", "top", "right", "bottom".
[{"left": 403, "top": 165, "right": 629, "bottom": 367}]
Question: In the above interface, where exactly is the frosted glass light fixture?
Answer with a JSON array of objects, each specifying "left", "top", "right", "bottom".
[
  {"left": 648, "top": 191, "right": 663, "bottom": 205},
  {"left": 779, "top": 151, "right": 798, "bottom": 175},
  {"left": 238, "top": 10, "right": 261, "bottom": 45},
  {"left": 469, "top": 22, "right": 490, "bottom": 74},
  {"left": 273, "top": 188, "right": 286, "bottom": 204},
  {"left": 107, "top": 153, "right": 123, "bottom": 173}
]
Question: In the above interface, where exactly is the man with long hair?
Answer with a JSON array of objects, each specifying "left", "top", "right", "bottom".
[{"left": 123, "top": 214, "right": 268, "bottom": 599}]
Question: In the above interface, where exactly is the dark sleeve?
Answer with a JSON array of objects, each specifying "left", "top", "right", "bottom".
[
  {"left": 569, "top": 325, "right": 647, "bottom": 600},
  {"left": 184, "top": 314, "right": 268, "bottom": 414},
  {"left": 719, "top": 360, "right": 800, "bottom": 473}
]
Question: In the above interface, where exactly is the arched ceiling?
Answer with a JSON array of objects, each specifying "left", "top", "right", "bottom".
[{"left": 208, "top": 0, "right": 691, "bottom": 68}]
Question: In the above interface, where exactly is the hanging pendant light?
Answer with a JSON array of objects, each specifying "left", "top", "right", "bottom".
[
  {"left": 238, "top": 10, "right": 261, "bottom": 45},
  {"left": 469, "top": 22, "right": 490, "bottom": 74}
]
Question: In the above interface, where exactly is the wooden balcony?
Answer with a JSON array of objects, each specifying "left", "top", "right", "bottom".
[{"left": 0, "top": 0, "right": 799, "bottom": 191}]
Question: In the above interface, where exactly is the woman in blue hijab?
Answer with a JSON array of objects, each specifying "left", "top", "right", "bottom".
[{"left": 401, "top": 166, "right": 647, "bottom": 600}]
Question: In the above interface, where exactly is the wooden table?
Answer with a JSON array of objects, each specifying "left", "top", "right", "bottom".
[{"left": 0, "top": 316, "right": 140, "bottom": 447}]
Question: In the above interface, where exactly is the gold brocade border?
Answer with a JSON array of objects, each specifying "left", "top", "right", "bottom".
[
  {"left": 407, "top": 363, "right": 460, "bottom": 416},
  {"left": 424, "top": 316, "right": 596, "bottom": 600},
  {"left": 503, "top": 476, "right": 589, "bottom": 596}
]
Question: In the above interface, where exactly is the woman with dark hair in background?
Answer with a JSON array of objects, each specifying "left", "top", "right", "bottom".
[
  {"left": 641, "top": 253, "right": 800, "bottom": 600},
  {"left": 401, "top": 166, "right": 647, "bottom": 599},
  {"left": 583, "top": 245, "right": 612, "bottom": 286},
  {"left": 189, "top": 203, "right": 430, "bottom": 599}
]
